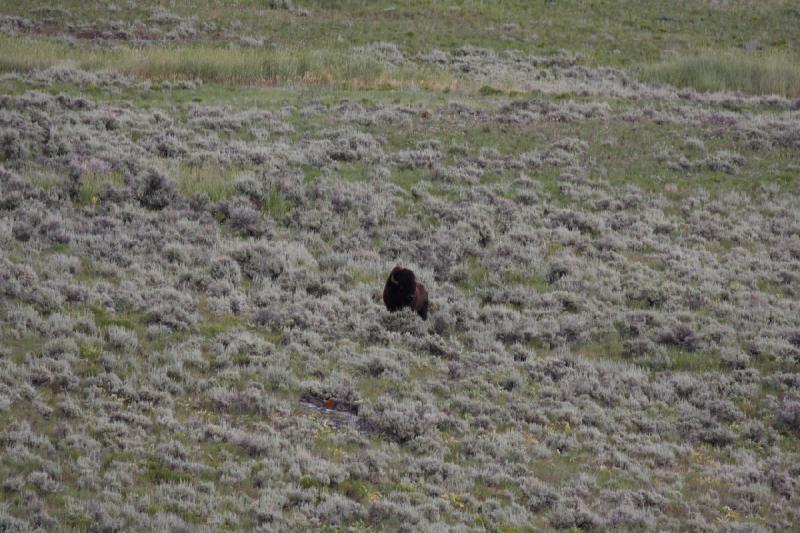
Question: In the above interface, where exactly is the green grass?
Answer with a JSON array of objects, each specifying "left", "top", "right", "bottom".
[
  {"left": 642, "top": 50, "right": 800, "bottom": 97},
  {"left": 24, "top": 166, "right": 64, "bottom": 191},
  {"left": 337, "top": 163, "right": 369, "bottom": 183},
  {"left": 503, "top": 270, "right": 552, "bottom": 295},
  {"left": 91, "top": 306, "right": 139, "bottom": 330},
  {"left": 171, "top": 163, "right": 240, "bottom": 201},
  {"left": 337, "top": 479, "right": 371, "bottom": 503},
  {"left": 664, "top": 348, "right": 724, "bottom": 373},
  {"left": 196, "top": 308, "right": 249, "bottom": 338},
  {"left": 390, "top": 168, "right": 426, "bottom": 191},
  {"left": 262, "top": 189, "right": 293, "bottom": 221},
  {"left": 4, "top": 0, "right": 799, "bottom": 68},
  {"left": 349, "top": 268, "right": 378, "bottom": 287},
  {"left": 77, "top": 339, "right": 103, "bottom": 377},
  {"left": 458, "top": 256, "right": 489, "bottom": 293},
  {"left": 1, "top": 334, "right": 45, "bottom": 365},
  {"left": 143, "top": 459, "right": 193, "bottom": 482},
  {"left": 78, "top": 170, "right": 126, "bottom": 204},
  {"left": 390, "top": 115, "right": 800, "bottom": 202},
  {"left": 298, "top": 475, "right": 325, "bottom": 489}
]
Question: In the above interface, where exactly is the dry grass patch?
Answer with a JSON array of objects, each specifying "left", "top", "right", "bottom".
[{"left": 0, "top": 35, "right": 456, "bottom": 89}]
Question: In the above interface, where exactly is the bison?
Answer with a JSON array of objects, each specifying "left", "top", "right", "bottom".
[{"left": 383, "top": 266, "right": 428, "bottom": 320}]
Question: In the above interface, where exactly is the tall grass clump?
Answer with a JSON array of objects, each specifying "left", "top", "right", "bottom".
[
  {"left": 642, "top": 50, "right": 800, "bottom": 97},
  {"left": 0, "top": 35, "right": 71, "bottom": 72},
  {"left": 170, "top": 163, "right": 240, "bottom": 201},
  {"left": 0, "top": 37, "right": 383, "bottom": 83},
  {"left": 0, "top": 35, "right": 386, "bottom": 86},
  {"left": 123, "top": 46, "right": 386, "bottom": 85}
]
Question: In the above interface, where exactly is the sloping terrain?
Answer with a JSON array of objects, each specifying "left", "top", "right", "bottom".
[{"left": 0, "top": 1, "right": 799, "bottom": 531}]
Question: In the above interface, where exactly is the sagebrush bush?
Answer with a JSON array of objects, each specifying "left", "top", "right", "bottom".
[
  {"left": 106, "top": 326, "right": 138, "bottom": 353},
  {"left": 136, "top": 169, "right": 176, "bottom": 210},
  {"left": 363, "top": 396, "right": 441, "bottom": 444},
  {"left": 777, "top": 395, "right": 800, "bottom": 433},
  {"left": 145, "top": 290, "right": 197, "bottom": 331}
]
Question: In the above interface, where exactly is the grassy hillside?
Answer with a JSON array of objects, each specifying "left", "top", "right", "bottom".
[{"left": 0, "top": 1, "right": 799, "bottom": 531}]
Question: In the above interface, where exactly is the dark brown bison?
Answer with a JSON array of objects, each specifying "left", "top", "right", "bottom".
[{"left": 383, "top": 266, "right": 428, "bottom": 320}]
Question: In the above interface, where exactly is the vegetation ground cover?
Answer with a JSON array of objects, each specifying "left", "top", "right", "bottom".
[{"left": 0, "top": 1, "right": 799, "bottom": 531}]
